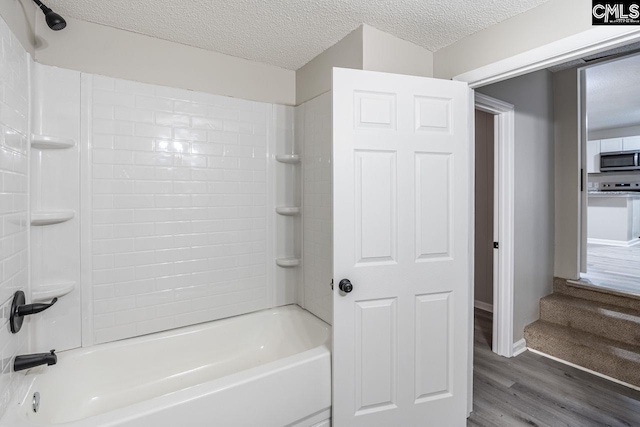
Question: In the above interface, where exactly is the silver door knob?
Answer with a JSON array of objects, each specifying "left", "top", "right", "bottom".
[{"left": 339, "top": 279, "right": 353, "bottom": 293}]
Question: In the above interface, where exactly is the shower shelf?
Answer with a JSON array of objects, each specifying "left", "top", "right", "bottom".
[
  {"left": 31, "top": 135, "right": 76, "bottom": 149},
  {"left": 31, "top": 211, "right": 75, "bottom": 226},
  {"left": 275, "top": 154, "right": 300, "bottom": 164},
  {"left": 275, "top": 207, "right": 301, "bottom": 216},
  {"left": 32, "top": 281, "right": 75, "bottom": 302},
  {"left": 276, "top": 258, "right": 301, "bottom": 268}
]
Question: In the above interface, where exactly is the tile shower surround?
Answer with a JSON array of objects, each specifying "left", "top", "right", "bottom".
[
  {"left": 86, "top": 76, "right": 272, "bottom": 344},
  {"left": 0, "top": 16, "right": 30, "bottom": 418},
  {"left": 300, "top": 93, "right": 333, "bottom": 325},
  {"left": 0, "top": 20, "right": 330, "bottom": 417}
]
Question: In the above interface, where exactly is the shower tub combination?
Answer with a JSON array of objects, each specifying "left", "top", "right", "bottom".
[{"left": 2, "top": 305, "right": 331, "bottom": 427}]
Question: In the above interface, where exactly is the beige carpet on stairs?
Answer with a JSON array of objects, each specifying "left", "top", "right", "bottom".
[{"left": 524, "top": 278, "right": 640, "bottom": 388}]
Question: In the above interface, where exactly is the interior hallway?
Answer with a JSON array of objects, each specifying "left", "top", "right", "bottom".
[{"left": 468, "top": 309, "right": 640, "bottom": 427}]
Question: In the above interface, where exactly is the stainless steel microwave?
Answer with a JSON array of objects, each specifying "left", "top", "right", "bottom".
[{"left": 600, "top": 151, "right": 640, "bottom": 172}]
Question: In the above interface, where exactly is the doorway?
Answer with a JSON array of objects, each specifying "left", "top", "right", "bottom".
[
  {"left": 474, "top": 93, "right": 516, "bottom": 358},
  {"left": 579, "top": 53, "right": 640, "bottom": 296},
  {"left": 474, "top": 109, "right": 495, "bottom": 347}
]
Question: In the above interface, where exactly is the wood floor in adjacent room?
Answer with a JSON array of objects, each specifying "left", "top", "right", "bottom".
[
  {"left": 583, "top": 243, "right": 640, "bottom": 295},
  {"left": 468, "top": 309, "right": 640, "bottom": 427}
]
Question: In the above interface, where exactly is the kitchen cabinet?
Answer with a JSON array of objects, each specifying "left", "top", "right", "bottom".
[
  {"left": 587, "top": 140, "right": 600, "bottom": 173},
  {"left": 623, "top": 135, "right": 640, "bottom": 151},
  {"left": 588, "top": 193, "right": 640, "bottom": 246},
  {"left": 587, "top": 135, "right": 640, "bottom": 174},
  {"left": 600, "top": 137, "right": 623, "bottom": 153}
]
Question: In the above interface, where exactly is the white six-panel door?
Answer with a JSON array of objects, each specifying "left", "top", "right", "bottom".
[{"left": 332, "top": 68, "right": 471, "bottom": 427}]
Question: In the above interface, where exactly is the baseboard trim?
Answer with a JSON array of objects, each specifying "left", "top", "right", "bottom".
[
  {"left": 474, "top": 300, "right": 493, "bottom": 313},
  {"left": 512, "top": 338, "right": 527, "bottom": 357},
  {"left": 588, "top": 237, "right": 640, "bottom": 248},
  {"left": 528, "top": 348, "right": 640, "bottom": 392}
]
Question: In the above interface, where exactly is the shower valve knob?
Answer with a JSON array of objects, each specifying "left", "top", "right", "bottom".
[
  {"left": 10, "top": 291, "right": 58, "bottom": 334},
  {"left": 339, "top": 279, "right": 353, "bottom": 294}
]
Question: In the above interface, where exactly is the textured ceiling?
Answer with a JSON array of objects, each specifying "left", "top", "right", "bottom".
[
  {"left": 45, "top": 0, "right": 549, "bottom": 70},
  {"left": 586, "top": 54, "right": 640, "bottom": 131}
]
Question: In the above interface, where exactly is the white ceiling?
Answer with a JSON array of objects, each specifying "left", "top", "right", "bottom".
[
  {"left": 45, "top": 0, "right": 549, "bottom": 70},
  {"left": 586, "top": 54, "right": 640, "bottom": 131}
]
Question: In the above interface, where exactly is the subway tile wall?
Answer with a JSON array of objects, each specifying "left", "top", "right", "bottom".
[
  {"left": 0, "top": 17, "right": 30, "bottom": 417},
  {"left": 30, "top": 64, "right": 82, "bottom": 353},
  {"left": 301, "top": 92, "right": 332, "bottom": 325},
  {"left": 273, "top": 105, "right": 300, "bottom": 306},
  {"left": 86, "top": 75, "right": 271, "bottom": 344}
]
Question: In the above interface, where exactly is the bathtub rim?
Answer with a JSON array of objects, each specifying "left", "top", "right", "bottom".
[
  {"left": 4, "top": 304, "right": 331, "bottom": 427},
  {"left": 54, "top": 303, "right": 328, "bottom": 360}
]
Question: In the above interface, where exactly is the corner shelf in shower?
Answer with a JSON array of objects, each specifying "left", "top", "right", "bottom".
[
  {"left": 32, "top": 281, "right": 75, "bottom": 302},
  {"left": 276, "top": 258, "right": 301, "bottom": 268},
  {"left": 276, "top": 206, "right": 301, "bottom": 216},
  {"left": 31, "top": 211, "right": 75, "bottom": 226},
  {"left": 275, "top": 154, "right": 300, "bottom": 164},
  {"left": 31, "top": 135, "right": 76, "bottom": 149}
]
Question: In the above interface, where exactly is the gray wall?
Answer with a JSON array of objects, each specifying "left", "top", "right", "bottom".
[
  {"left": 553, "top": 69, "right": 581, "bottom": 279},
  {"left": 477, "top": 69, "right": 555, "bottom": 342},
  {"left": 296, "top": 27, "right": 364, "bottom": 105},
  {"left": 296, "top": 25, "right": 434, "bottom": 105},
  {"left": 474, "top": 110, "right": 494, "bottom": 307}
]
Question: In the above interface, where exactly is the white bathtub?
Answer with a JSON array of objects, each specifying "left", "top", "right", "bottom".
[{"left": 2, "top": 305, "right": 331, "bottom": 427}]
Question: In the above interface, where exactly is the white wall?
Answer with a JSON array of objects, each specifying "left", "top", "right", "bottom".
[
  {"left": 477, "top": 70, "right": 555, "bottom": 342},
  {"left": 0, "top": 0, "right": 35, "bottom": 55},
  {"left": 362, "top": 25, "right": 433, "bottom": 78},
  {"left": 33, "top": 16, "right": 295, "bottom": 106},
  {"left": 82, "top": 75, "right": 279, "bottom": 344},
  {"left": 0, "top": 26, "right": 300, "bottom": 350},
  {"left": 272, "top": 104, "right": 301, "bottom": 306},
  {"left": 30, "top": 64, "right": 82, "bottom": 353},
  {"left": 553, "top": 68, "right": 581, "bottom": 280},
  {"left": 298, "top": 92, "right": 332, "bottom": 324},
  {"left": 0, "top": 15, "right": 30, "bottom": 418},
  {"left": 0, "top": 7, "right": 296, "bottom": 106},
  {"left": 434, "top": 0, "right": 636, "bottom": 81},
  {"left": 296, "top": 27, "right": 363, "bottom": 106}
]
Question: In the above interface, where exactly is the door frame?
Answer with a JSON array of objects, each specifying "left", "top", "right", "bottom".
[
  {"left": 454, "top": 29, "right": 640, "bottom": 89},
  {"left": 474, "top": 93, "right": 516, "bottom": 358},
  {"left": 452, "top": 24, "right": 640, "bottom": 420},
  {"left": 576, "top": 51, "right": 640, "bottom": 279},
  {"left": 464, "top": 29, "right": 640, "bottom": 352},
  {"left": 579, "top": 66, "right": 588, "bottom": 276}
]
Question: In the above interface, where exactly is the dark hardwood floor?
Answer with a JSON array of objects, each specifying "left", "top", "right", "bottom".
[{"left": 468, "top": 308, "right": 640, "bottom": 427}]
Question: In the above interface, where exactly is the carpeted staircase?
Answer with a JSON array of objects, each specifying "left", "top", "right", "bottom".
[{"left": 524, "top": 278, "right": 640, "bottom": 387}]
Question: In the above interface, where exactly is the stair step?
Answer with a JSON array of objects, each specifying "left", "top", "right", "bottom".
[
  {"left": 554, "top": 277, "right": 640, "bottom": 311},
  {"left": 540, "top": 293, "right": 640, "bottom": 346},
  {"left": 524, "top": 320, "right": 640, "bottom": 387}
]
